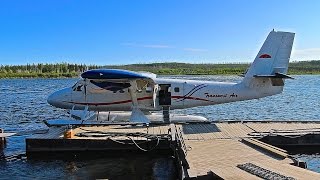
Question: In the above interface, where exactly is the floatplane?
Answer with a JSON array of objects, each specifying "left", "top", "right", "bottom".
[{"left": 47, "top": 30, "right": 294, "bottom": 125}]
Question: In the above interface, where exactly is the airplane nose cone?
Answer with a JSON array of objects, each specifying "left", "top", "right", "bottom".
[
  {"left": 47, "top": 88, "right": 72, "bottom": 108},
  {"left": 47, "top": 91, "right": 60, "bottom": 107}
]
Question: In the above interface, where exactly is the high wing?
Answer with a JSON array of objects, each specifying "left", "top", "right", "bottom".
[
  {"left": 81, "top": 69, "right": 156, "bottom": 93},
  {"left": 81, "top": 69, "right": 157, "bottom": 123},
  {"left": 81, "top": 69, "right": 155, "bottom": 80}
]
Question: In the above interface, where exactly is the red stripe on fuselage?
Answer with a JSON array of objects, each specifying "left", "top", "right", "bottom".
[
  {"left": 67, "top": 96, "right": 153, "bottom": 106},
  {"left": 67, "top": 95, "right": 213, "bottom": 106}
]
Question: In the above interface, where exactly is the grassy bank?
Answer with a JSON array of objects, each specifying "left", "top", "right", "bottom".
[{"left": 1, "top": 61, "right": 320, "bottom": 78}]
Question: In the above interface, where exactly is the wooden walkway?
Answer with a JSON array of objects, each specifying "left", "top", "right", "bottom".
[{"left": 175, "top": 122, "right": 320, "bottom": 179}]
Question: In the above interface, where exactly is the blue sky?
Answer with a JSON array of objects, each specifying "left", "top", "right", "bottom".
[{"left": 0, "top": 0, "right": 320, "bottom": 65}]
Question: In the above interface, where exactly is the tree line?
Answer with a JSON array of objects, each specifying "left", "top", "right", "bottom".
[
  {"left": 0, "top": 63, "right": 100, "bottom": 74},
  {"left": 0, "top": 63, "right": 101, "bottom": 78},
  {"left": 1, "top": 60, "right": 320, "bottom": 78}
]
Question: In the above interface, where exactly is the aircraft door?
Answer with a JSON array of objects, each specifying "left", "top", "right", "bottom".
[
  {"left": 158, "top": 84, "right": 171, "bottom": 106},
  {"left": 171, "top": 83, "right": 185, "bottom": 108}
]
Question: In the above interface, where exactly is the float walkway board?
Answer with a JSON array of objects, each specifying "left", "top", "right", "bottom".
[{"left": 0, "top": 133, "right": 16, "bottom": 138}]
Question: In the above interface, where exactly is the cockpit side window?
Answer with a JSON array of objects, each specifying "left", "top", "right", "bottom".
[
  {"left": 72, "top": 83, "right": 83, "bottom": 91},
  {"left": 76, "top": 85, "right": 83, "bottom": 91}
]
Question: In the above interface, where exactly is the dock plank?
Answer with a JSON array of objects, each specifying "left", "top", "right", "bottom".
[{"left": 30, "top": 127, "right": 65, "bottom": 139}]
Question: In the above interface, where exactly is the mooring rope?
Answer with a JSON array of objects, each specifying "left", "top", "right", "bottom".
[{"left": 75, "top": 128, "right": 163, "bottom": 152}]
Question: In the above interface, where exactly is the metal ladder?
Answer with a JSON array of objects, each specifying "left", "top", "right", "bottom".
[{"left": 162, "top": 106, "right": 170, "bottom": 123}]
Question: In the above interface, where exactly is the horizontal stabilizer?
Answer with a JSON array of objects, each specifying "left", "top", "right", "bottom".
[{"left": 253, "top": 72, "right": 294, "bottom": 79}]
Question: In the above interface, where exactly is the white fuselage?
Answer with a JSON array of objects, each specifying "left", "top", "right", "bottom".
[{"left": 47, "top": 77, "right": 283, "bottom": 111}]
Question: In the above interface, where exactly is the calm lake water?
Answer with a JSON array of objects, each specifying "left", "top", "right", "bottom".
[{"left": 0, "top": 75, "right": 320, "bottom": 179}]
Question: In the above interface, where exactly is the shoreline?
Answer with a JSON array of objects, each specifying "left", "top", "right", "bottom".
[
  {"left": 1, "top": 72, "right": 320, "bottom": 79},
  {"left": 1, "top": 61, "right": 320, "bottom": 78}
]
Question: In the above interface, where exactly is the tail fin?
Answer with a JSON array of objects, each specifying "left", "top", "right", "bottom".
[{"left": 245, "top": 30, "right": 295, "bottom": 78}]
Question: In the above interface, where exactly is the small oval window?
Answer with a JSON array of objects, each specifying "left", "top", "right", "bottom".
[{"left": 174, "top": 87, "right": 180, "bottom": 92}]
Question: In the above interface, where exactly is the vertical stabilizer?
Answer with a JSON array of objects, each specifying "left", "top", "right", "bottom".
[{"left": 245, "top": 30, "right": 295, "bottom": 78}]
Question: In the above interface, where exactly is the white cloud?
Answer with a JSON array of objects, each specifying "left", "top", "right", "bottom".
[
  {"left": 142, "top": 44, "right": 172, "bottom": 48},
  {"left": 121, "top": 43, "right": 172, "bottom": 49},
  {"left": 183, "top": 48, "right": 208, "bottom": 52},
  {"left": 292, "top": 48, "right": 320, "bottom": 60},
  {"left": 121, "top": 43, "right": 209, "bottom": 52}
]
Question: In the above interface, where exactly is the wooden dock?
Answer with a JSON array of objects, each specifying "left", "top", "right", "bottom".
[
  {"left": 26, "top": 125, "right": 171, "bottom": 154},
  {"left": 26, "top": 121, "right": 320, "bottom": 179},
  {"left": 172, "top": 122, "right": 320, "bottom": 179}
]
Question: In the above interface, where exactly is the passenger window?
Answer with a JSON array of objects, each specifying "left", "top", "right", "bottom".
[
  {"left": 174, "top": 87, "right": 180, "bottom": 92},
  {"left": 146, "top": 87, "right": 152, "bottom": 93}
]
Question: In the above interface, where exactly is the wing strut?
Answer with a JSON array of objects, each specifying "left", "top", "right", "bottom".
[{"left": 128, "top": 80, "right": 150, "bottom": 123}]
